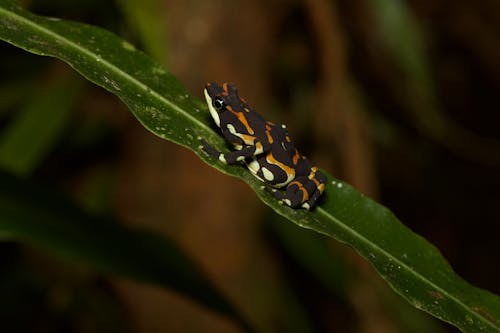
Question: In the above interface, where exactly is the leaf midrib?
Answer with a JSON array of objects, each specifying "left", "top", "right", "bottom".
[
  {"left": 317, "top": 207, "right": 498, "bottom": 331},
  {"left": 0, "top": 5, "right": 213, "bottom": 136}
]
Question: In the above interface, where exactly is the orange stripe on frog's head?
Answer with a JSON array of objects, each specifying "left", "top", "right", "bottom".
[
  {"left": 222, "top": 82, "right": 229, "bottom": 96},
  {"left": 205, "top": 82, "right": 255, "bottom": 133},
  {"left": 292, "top": 149, "right": 300, "bottom": 165},
  {"left": 205, "top": 82, "right": 237, "bottom": 99}
]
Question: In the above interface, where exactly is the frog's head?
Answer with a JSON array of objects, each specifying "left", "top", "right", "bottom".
[{"left": 204, "top": 82, "right": 237, "bottom": 128}]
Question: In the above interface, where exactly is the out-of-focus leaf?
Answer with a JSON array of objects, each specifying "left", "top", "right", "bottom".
[
  {"left": 370, "top": 0, "right": 500, "bottom": 165},
  {"left": 0, "top": 2, "right": 499, "bottom": 331},
  {"left": 0, "top": 72, "right": 79, "bottom": 176},
  {"left": 117, "top": 0, "right": 168, "bottom": 63},
  {"left": 269, "top": 215, "right": 351, "bottom": 298},
  {"left": 0, "top": 79, "right": 33, "bottom": 112},
  {"left": 0, "top": 171, "right": 253, "bottom": 332}
]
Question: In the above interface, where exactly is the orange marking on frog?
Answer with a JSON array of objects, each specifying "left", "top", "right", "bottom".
[
  {"left": 265, "top": 124, "right": 274, "bottom": 144},
  {"left": 292, "top": 149, "right": 300, "bottom": 165},
  {"left": 226, "top": 105, "right": 255, "bottom": 135},
  {"left": 267, "top": 152, "right": 295, "bottom": 178},
  {"left": 289, "top": 181, "right": 309, "bottom": 201}
]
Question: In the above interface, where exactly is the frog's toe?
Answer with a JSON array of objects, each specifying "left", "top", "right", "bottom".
[{"left": 200, "top": 139, "right": 221, "bottom": 158}]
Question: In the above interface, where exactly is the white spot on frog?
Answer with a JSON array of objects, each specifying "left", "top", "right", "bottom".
[
  {"left": 227, "top": 124, "right": 236, "bottom": 134},
  {"left": 248, "top": 160, "right": 260, "bottom": 174},
  {"left": 204, "top": 88, "right": 220, "bottom": 127},
  {"left": 262, "top": 167, "right": 274, "bottom": 181}
]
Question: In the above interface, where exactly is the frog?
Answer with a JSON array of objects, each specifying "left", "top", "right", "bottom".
[{"left": 200, "top": 82, "right": 326, "bottom": 210}]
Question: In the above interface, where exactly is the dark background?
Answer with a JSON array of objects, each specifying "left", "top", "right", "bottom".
[{"left": 0, "top": 0, "right": 499, "bottom": 332}]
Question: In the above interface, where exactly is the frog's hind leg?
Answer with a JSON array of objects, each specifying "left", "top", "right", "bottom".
[
  {"left": 301, "top": 169, "right": 327, "bottom": 210},
  {"left": 301, "top": 186, "right": 324, "bottom": 210},
  {"left": 278, "top": 168, "right": 327, "bottom": 209},
  {"left": 281, "top": 176, "right": 317, "bottom": 208},
  {"left": 264, "top": 177, "right": 315, "bottom": 209}
]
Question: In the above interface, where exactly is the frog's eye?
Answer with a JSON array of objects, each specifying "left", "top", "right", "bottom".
[{"left": 213, "top": 97, "right": 225, "bottom": 111}]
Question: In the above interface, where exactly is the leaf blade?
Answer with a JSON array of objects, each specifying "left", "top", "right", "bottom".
[{"left": 0, "top": 72, "right": 78, "bottom": 176}]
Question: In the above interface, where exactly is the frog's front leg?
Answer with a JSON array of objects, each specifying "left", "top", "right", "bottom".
[{"left": 200, "top": 139, "right": 267, "bottom": 164}]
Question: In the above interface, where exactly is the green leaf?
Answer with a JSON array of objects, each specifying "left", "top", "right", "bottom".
[
  {"left": 0, "top": 171, "right": 253, "bottom": 332},
  {"left": 0, "top": 72, "right": 79, "bottom": 176},
  {"left": 0, "top": 79, "right": 33, "bottom": 111},
  {"left": 117, "top": 0, "right": 169, "bottom": 63},
  {"left": 369, "top": 0, "right": 500, "bottom": 165},
  {"left": 0, "top": 1, "right": 499, "bottom": 332},
  {"left": 269, "top": 215, "right": 445, "bottom": 333},
  {"left": 269, "top": 214, "right": 352, "bottom": 298}
]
